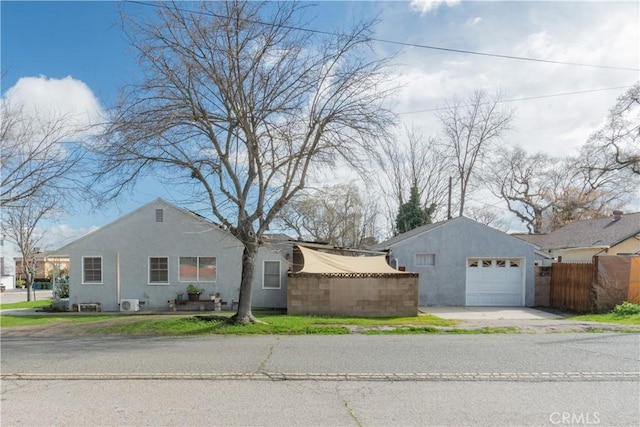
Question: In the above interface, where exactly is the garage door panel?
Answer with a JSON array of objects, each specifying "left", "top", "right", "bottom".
[{"left": 466, "top": 258, "right": 523, "bottom": 306}]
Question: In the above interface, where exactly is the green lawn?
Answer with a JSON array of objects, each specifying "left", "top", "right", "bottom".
[
  {"left": 570, "top": 313, "right": 640, "bottom": 325},
  {"left": 0, "top": 312, "right": 459, "bottom": 335},
  {"left": 0, "top": 299, "right": 53, "bottom": 310}
]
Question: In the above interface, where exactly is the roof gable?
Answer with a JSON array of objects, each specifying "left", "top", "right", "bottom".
[
  {"left": 54, "top": 198, "right": 229, "bottom": 253},
  {"left": 374, "top": 216, "right": 535, "bottom": 250},
  {"left": 535, "top": 212, "right": 640, "bottom": 250}
]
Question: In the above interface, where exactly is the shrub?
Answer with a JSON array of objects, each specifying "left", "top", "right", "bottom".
[
  {"left": 55, "top": 281, "right": 70, "bottom": 299},
  {"left": 186, "top": 284, "right": 204, "bottom": 294},
  {"left": 612, "top": 301, "right": 640, "bottom": 316}
]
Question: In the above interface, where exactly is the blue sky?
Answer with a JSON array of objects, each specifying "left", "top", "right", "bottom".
[{"left": 2, "top": 1, "right": 639, "bottom": 250}]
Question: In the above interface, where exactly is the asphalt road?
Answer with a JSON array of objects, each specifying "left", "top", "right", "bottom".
[{"left": 1, "top": 334, "right": 639, "bottom": 426}]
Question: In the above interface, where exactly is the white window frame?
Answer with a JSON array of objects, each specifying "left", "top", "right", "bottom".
[
  {"left": 148, "top": 256, "right": 169, "bottom": 285},
  {"left": 82, "top": 256, "right": 103, "bottom": 284},
  {"left": 415, "top": 253, "right": 436, "bottom": 266},
  {"left": 178, "top": 256, "right": 217, "bottom": 282},
  {"left": 262, "top": 260, "right": 281, "bottom": 289}
]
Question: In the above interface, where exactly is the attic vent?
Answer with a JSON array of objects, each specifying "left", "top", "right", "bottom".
[{"left": 155, "top": 209, "right": 164, "bottom": 223}]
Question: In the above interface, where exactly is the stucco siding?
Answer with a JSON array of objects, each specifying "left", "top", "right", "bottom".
[
  {"left": 387, "top": 217, "right": 535, "bottom": 306},
  {"left": 62, "top": 200, "right": 286, "bottom": 311}
]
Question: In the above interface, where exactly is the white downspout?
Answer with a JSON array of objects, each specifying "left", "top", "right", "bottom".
[{"left": 116, "top": 252, "right": 121, "bottom": 307}]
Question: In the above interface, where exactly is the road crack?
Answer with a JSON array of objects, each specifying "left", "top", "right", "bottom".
[
  {"left": 335, "top": 384, "right": 363, "bottom": 427},
  {"left": 256, "top": 338, "right": 279, "bottom": 373}
]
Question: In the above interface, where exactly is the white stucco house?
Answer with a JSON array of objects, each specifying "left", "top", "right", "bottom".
[
  {"left": 53, "top": 199, "right": 289, "bottom": 312},
  {"left": 374, "top": 216, "right": 537, "bottom": 307}
]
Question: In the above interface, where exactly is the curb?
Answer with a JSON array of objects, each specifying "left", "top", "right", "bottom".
[{"left": 3, "top": 371, "right": 639, "bottom": 382}]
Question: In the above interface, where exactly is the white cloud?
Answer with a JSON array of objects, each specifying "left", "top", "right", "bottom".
[
  {"left": 410, "top": 0, "right": 461, "bottom": 16},
  {"left": 2, "top": 75, "right": 106, "bottom": 142},
  {"left": 467, "top": 16, "right": 482, "bottom": 26},
  {"left": 385, "top": 2, "right": 639, "bottom": 158},
  {"left": 40, "top": 224, "right": 99, "bottom": 250}
]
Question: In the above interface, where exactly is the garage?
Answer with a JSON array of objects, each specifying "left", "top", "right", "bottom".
[
  {"left": 466, "top": 258, "right": 524, "bottom": 306},
  {"left": 374, "top": 216, "right": 536, "bottom": 307}
]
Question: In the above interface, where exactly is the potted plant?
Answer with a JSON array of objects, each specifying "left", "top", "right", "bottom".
[{"left": 186, "top": 284, "right": 204, "bottom": 301}]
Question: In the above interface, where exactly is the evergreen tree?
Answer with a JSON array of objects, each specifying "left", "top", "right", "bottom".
[{"left": 396, "top": 186, "right": 430, "bottom": 234}]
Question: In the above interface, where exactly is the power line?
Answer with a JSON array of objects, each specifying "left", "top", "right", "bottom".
[
  {"left": 398, "top": 85, "right": 635, "bottom": 115},
  {"left": 125, "top": 1, "right": 639, "bottom": 72}
]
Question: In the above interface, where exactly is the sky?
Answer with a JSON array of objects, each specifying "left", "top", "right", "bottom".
[{"left": 1, "top": 0, "right": 639, "bottom": 255}]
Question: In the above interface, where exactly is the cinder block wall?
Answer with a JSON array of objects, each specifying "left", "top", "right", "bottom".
[{"left": 287, "top": 273, "right": 419, "bottom": 317}]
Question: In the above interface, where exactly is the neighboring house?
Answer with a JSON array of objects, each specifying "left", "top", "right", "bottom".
[
  {"left": 516, "top": 211, "right": 640, "bottom": 263},
  {"left": 14, "top": 255, "right": 70, "bottom": 282},
  {"left": 52, "top": 199, "right": 289, "bottom": 311},
  {"left": 374, "top": 216, "right": 537, "bottom": 307}
]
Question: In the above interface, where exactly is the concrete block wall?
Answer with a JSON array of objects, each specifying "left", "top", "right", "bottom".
[{"left": 287, "top": 273, "right": 419, "bottom": 317}]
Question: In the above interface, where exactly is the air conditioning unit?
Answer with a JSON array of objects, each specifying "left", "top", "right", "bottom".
[{"left": 120, "top": 299, "right": 140, "bottom": 312}]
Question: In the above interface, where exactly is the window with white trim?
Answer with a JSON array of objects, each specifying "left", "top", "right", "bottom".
[
  {"left": 83, "top": 256, "right": 102, "bottom": 284},
  {"left": 263, "top": 260, "right": 281, "bottom": 289},
  {"left": 415, "top": 253, "right": 436, "bottom": 266},
  {"left": 149, "top": 257, "right": 169, "bottom": 283},
  {"left": 179, "top": 257, "right": 216, "bottom": 282}
]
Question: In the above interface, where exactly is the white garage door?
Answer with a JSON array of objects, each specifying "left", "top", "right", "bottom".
[{"left": 466, "top": 258, "right": 524, "bottom": 306}]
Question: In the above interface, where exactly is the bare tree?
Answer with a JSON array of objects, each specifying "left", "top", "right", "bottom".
[
  {"left": 465, "top": 205, "right": 509, "bottom": 232},
  {"left": 0, "top": 101, "right": 85, "bottom": 207},
  {"left": 437, "top": 90, "right": 515, "bottom": 217},
  {"left": 378, "top": 126, "right": 452, "bottom": 235},
  {"left": 483, "top": 146, "right": 556, "bottom": 233},
  {"left": 1, "top": 193, "right": 58, "bottom": 301},
  {"left": 544, "top": 153, "right": 634, "bottom": 231},
  {"left": 95, "top": 1, "right": 396, "bottom": 323},
  {"left": 484, "top": 145, "right": 637, "bottom": 233},
  {"left": 277, "top": 184, "right": 379, "bottom": 248},
  {"left": 586, "top": 82, "right": 639, "bottom": 174}
]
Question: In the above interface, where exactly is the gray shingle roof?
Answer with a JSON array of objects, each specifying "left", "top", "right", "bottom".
[{"left": 534, "top": 212, "right": 640, "bottom": 250}]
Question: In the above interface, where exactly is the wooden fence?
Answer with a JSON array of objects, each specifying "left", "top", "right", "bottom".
[{"left": 549, "top": 263, "right": 594, "bottom": 312}]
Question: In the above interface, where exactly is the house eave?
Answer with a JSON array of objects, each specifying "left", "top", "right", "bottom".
[{"left": 549, "top": 245, "right": 610, "bottom": 252}]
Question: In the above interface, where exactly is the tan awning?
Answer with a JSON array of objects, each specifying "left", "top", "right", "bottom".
[{"left": 297, "top": 245, "right": 403, "bottom": 274}]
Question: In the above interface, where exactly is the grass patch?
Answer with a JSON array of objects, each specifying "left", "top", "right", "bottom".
[
  {"left": 0, "top": 314, "right": 121, "bottom": 327},
  {"left": 570, "top": 313, "right": 640, "bottom": 325},
  {"left": 0, "top": 299, "right": 53, "bottom": 310},
  {"left": 94, "top": 314, "right": 460, "bottom": 336},
  {"left": 1, "top": 312, "right": 456, "bottom": 336}
]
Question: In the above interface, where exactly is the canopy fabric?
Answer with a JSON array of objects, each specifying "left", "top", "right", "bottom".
[{"left": 297, "top": 245, "right": 403, "bottom": 274}]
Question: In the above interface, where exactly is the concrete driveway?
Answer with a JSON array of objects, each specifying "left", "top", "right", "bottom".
[{"left": 420, "top": 306, "right": 562, "bottom": 320}]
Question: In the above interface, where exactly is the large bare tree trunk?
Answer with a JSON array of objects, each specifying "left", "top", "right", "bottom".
[{"left": 233, "top": 241, "right": 258, "bottom": 324}]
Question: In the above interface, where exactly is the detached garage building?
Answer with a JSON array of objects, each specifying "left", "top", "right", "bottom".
[{"left": 374, "top": 217, "right": 536, "bottom": 307}]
